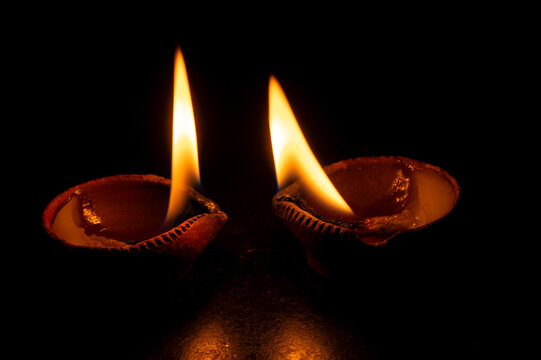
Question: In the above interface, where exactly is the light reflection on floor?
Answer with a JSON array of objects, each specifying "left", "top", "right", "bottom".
[
  {"left": 178, "top": 315, "right": 234, "bottom": 360},
  {"left": 177, "top": 313, "right": 338, "bottom": 360},
  {"left": 262, "top": 318, "right": 332, "bottom": 360}
]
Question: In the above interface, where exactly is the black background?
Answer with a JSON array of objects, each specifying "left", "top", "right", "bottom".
[{"left": 16, "top": 11, "right": 514, "bottom": 359}]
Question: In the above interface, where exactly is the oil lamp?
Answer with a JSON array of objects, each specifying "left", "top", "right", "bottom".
[
  {"left": 269, "top": 76, "right": 459, "bottom": 277},
  {"left": 42, "top": 48, "right": 227, "bottom": 281}
]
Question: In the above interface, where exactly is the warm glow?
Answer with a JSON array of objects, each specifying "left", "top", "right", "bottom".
[
  {"left": 164, "top": 47, "right": 200, "bottom": 227},
  {"left": 269, "top": 76, "right": 353, "bottom": 216}
]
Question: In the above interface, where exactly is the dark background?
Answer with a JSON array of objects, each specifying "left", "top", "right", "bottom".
[{"left": 17, "top": 13, "right": 514, "bottom": 359}]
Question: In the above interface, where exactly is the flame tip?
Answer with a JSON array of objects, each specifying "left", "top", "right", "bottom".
[{"left": 269, "top": 75, "right": 283, "bottom": 90}]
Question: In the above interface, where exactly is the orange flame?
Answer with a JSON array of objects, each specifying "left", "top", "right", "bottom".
[
  {"left": 164, "top": 47, "right": 200, "bottom": 228},
  {"left": 269, "top": 76, "right": 353, "bottom": 217}
]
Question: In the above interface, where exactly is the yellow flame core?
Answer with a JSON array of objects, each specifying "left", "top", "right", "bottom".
[
  {"left": 164, "top": 48, "right": 200, "bottom": 227},
  {"left": 269, "top": 76, "right": 353, "bottom": 216}
]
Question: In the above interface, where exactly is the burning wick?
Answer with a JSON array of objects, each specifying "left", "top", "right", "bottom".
[
  {"left": 163, "top": 47, "right": 201, "bottom": 230},
  {"left": 268, "top": 76, "right": 354, "bottom": 218}
]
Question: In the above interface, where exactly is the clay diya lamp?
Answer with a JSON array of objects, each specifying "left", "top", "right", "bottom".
[
  {"left": 43, "top": 174, "right": 227, "bottom": 282},
  {"left": 272, "top": 156, "right": 459, "bottom": 278},
  {"left": 268, "top": 76, "right": 459, "bottom": 278},
  {"left": 42, "top": 48, "right": 228, "bottom": 284}
]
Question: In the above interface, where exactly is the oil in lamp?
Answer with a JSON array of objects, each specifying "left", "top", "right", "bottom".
[
  {"left": 42, "top": 48, "right": 227, "bottom": 282},
  {"left": 269, "top": 76, "right": 459, "bottom": 278}
]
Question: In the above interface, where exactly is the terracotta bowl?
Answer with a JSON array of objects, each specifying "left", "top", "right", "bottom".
[
  {"left": 272, "top": 156, "right": 459, "bottom": 278},
  {"left": 43, "top": 174, "right": 227, "bottom": 283}
]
